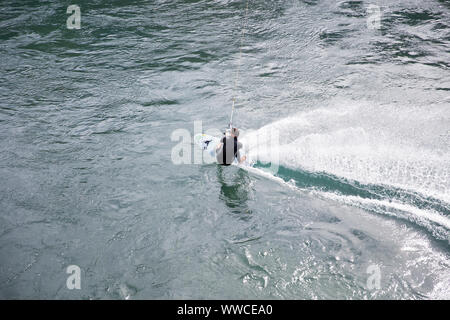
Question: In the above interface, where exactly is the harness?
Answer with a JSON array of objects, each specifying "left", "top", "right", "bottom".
[{"left": 222, "top": 136, "right": 238, "bottom": 166}]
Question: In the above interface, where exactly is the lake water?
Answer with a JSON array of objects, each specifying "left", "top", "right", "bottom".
[{"left": 0, "top": 0, "right": 449, "bottom": 299}]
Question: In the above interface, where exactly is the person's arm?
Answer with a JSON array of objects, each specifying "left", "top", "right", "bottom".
[
  {"left": 215, "top": 142, "right": 223, "bottom": 153},
  {"left": 236, "top": 142, "right": 246, "bottom": 163}
]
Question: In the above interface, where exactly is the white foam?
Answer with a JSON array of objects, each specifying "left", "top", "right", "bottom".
[
  {"left": 318, "top": 191, "right": 450, "bottom": 230},
  {"left": 245, "top": 163, "right": 450, "bottom": 232},
  {"left": 242, "top": 99, "right": 450, "bottom": 203}
]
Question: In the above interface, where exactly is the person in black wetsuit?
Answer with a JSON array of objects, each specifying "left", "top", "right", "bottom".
[{"left": 215, "top": 127, "right": 246, "bottom": 165}]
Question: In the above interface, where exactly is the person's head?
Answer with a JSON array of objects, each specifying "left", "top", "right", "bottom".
[{"left": 231, "top": 127, "right": 239, "bottom": 137}]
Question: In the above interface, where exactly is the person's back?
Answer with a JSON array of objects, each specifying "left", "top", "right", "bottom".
[{"left": 215, "top": 128, "right": 246, "bottom": 165}]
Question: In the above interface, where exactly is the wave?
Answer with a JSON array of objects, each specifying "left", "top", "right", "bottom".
[{"left": 240, "top": 100, "right": 450, "bottom": 242}]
